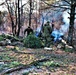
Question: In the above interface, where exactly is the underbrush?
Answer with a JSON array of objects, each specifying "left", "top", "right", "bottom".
[{"left": 23, "top": 34, "right": 43, "bottom": 48}]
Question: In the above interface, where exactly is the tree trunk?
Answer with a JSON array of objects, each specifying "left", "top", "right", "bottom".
[
  {"left": 17, "top": 0, "right": 21, "bottom": 36},
  {"left": 29, "top": 0, "right": 32, "bottom": 27},
  {"left": 14, "top": 3, "right": 18, "bottom": 36},
  {"left": 68, "top": 2, "right": 75, "bottom": 46}
]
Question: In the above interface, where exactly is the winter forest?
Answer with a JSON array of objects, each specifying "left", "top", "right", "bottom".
[{"left": 0, "top": 0, "right": 76, "bottom": 75}]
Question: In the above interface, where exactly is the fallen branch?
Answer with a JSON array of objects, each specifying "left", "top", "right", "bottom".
[
  {"left": 11, "top": 48, "right": 52, "bottom": 55},
  {"left": 1, "top": 57, "right": 50, "bottom": 75}
]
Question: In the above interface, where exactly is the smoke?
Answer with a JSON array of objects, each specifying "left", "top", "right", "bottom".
[
  {"left": 62, "top": 10, "right": 70, "bottom": 25},
  {"left": 60, "top": 10, "right": 70, "bottom": 34}
]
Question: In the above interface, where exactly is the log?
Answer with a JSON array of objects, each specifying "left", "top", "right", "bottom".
[{"left": 1, "top": 57, "right": 50, "bottom": 75}]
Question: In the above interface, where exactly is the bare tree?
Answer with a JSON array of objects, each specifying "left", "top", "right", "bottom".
[
  {"left": 5, "top": 0, "right": 15, "bottom": 35},
  {"left": 5, "top": 0, "right": 29, "bottom": 36}
]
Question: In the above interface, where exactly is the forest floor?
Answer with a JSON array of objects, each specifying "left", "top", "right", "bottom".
[{"left": 0, "top": 45, "right": 76, "bottom": 75}]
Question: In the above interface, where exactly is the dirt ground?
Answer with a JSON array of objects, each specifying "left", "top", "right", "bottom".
[{"left": 0, "top": 46, "right": 76, "bottom": 75}]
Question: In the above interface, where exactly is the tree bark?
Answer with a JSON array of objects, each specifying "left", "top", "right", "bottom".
[
  {"left": 68, "top": 2, "right": 75, "bottom": 46},
  {"left": 29, "top": 0, "right": 32, "bottom": 27},
  {"left": 17, "top": 0, "right": 21, "bottom": 36}
]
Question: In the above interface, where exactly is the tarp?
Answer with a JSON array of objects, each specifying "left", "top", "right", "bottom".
[{"left": 51, "top": 29, "right": 64, "bottom": 42}]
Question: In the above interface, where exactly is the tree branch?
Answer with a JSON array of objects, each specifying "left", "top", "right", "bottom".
[
  {"left": 0, "top": 2, "right": 5, "bottom": 6},
  {"left": 41, "top": 0, "right": 70, "bottom": 10},
  {"left": 61, "top": 0, "right": 71, "bottom": 5},
  {"left": 20, "top": 0, "right": 29, "bottom": 9},
  {"left": 1, "top": 57, "right": 50, "bottom": 74}
]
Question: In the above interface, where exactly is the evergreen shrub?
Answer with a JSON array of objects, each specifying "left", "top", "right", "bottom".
[
  {"left": 24, "top": 34, "right": 42, "bottom": 48},
  {"left": 0, "top": 35, "right": 4, "bottom": 41}
]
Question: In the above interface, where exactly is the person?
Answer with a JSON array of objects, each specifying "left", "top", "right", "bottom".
[
  {"left": 51, "top": 29, "right": 64, "bottom": 43},
  {"left": 42, "top": 21, "right": 52, "bottom": 47},
  {"left": 51, "top": 20, "right": 55, "bottom": 31},
  {"left": 35, "top": 25, "right": 42, "bottom": 37},
  {"left": 51, "top": 20, "right": 64, "bottom": 43},
  {"left": 24, "top": 26, "right": 33, "bottom": 36}
]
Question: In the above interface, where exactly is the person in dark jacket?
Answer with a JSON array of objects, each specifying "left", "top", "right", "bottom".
[{"left": 24, "top": 26, "right": 33, "bottom": 36}]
